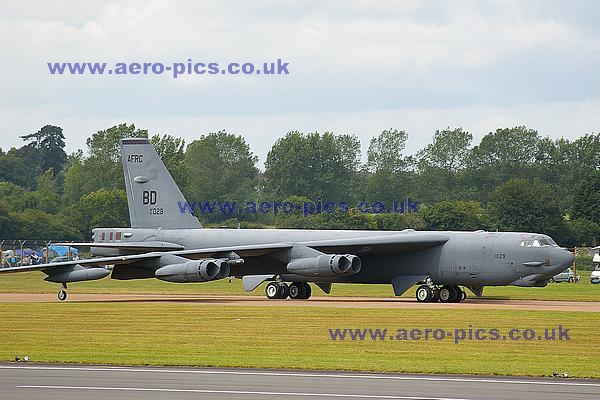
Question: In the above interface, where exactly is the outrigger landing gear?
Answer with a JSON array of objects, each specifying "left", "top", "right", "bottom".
[
  {"left": 57, "top": 283, "right": 68, "bottom": 302},
  {"left": 416, "top": 282, "right": 466, "bottom": 303}
]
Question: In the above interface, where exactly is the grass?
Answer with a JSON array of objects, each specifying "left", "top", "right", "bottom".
[
  {"left": 0, "top": 270, "right": 598, "bottom": 301},
  {"left": 0, "top": 302, "right": 598, "bottom": 378}
]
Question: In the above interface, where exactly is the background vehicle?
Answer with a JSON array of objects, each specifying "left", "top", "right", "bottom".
[
  {"left": 550, "top": 267, "right": 580, "bottom": 283},
  {"left": 591, "top": 252, "right": 600, "bottom": 284}
]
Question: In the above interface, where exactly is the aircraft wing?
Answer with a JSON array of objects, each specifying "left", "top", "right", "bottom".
[
  {"left": 0, "top": 232, "right": 446, "bottom": 275},
  {"left": 303, "top": 232, "right": 449, "bottom": 254},
  {"left": 55, "top": 241, "right": 185, "bottom": 251},
  {"left": 0, "top": 243, "right": 294, "bottom": 274}
]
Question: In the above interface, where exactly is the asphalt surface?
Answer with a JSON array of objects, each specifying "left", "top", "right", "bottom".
[
  {"left": 1, "top": 364, "right": 599, "bottom": 400},
  {"left": 2, "top": 293, "right": 600, "bottom": 311}
]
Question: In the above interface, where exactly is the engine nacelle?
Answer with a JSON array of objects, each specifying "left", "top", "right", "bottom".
[
  {"left": 155, "top": 259, "right": 230, "bottom": 283},
  {"left": 286, "top": 254, "right": 361, "bottom": 277},
  {"left": 44, "top": 266, "right": 110, "bottom": 283}
]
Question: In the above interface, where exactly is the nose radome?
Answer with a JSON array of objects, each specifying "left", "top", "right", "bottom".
[{"left": 554, "top": 248, "right": 574, "bottom": 269}]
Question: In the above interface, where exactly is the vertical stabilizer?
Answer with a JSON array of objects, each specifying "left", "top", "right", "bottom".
[{"left": 121, "top": 138, "right": 202, "bottom": 229}]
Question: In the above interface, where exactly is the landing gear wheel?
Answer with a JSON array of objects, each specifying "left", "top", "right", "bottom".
[
  {"left": 439, "top": 285, "right": 456, "bottom": 303},
  {"left": 299, "top": 282, "right": 312, "bottom": 299},
  {"left": 451, "top": 286, "right": 462, "bottom": 302},
  {"left": 431, "top": 287, "right": 440, "bottom": 302},
  {"left": 266, "top": 282, "right": 282, "bottom": 299},
  {"left": 416, "top": 285, "right": 433, "bottom": 302},
  {"left": 58, "top": 290, "right": 67, "bottom": 302},
  {"left": 279, "top": 282, "right": 290, "bottom": 299},
  {"left": 461, "top": 290, "right": 467, "bottom": 302},
  {"left": 289, "top": 282, "right": 303, "bottom": 299},
  {"left": 452, "top": 286, "right": 463, "bottom": 303}
]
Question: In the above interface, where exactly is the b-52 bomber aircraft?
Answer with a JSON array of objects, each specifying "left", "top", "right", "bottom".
[{"left": 0, "top": 138, "right": 574, "bottom": 303}]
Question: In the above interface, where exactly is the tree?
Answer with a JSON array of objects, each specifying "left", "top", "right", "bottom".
[
  {"left": 184, "top": 130, "right": 258, "bottom": 221},
  {"left": 20, "top": 125, "right": 67, "bottom": 176},
  {"left": 264, "top": 131, "right": 360, "bottom": 202},
  {"left": 376, "top": 212, "right": 425, "bottom": 231},
  {"left": 467, "top": 126, "right": 541, "bottom": 198},
  {"left": 421, "top": 200, "right": 486, "bottom": 231},
  {"left": 0, "top": 182, "right": 36, "bottom": 212},
  {"left": 72, "top": 189, "right": 129, "bottom": 239},
  {"left": 9, "top": 209, "right": 82, "bottom": 240},
  {"left": 415, "top": 127, "right": 473, "bottom": 202},
  {"left": 277, "top": 209, "right": 377, "bottom": 230},
  {"left": 0, "top": 149, "right": 28, "bottom": 187},
  {"left": 0, "top": 200, "right": 13, "bottom": 239},
  {"left": 33, "top": 170, "right": 60, "bottom": 213},
  {"left": 62, "top": 124, "right": 148, "bottom": 204},
  {"left": 571, "top": 170, "right": 600, "bottom": 224},
  {"left": 84, "top": 123, "right": 149, "bottom": 190},
  {"left": 488, "top": 178, "right": 564, "bottom": 237},
  {"left": 364, "top": 128, "right": 411, "bottom": 204},
  {"left": 150, "top": 134, "right": 187, "bottom": 188},
  {"left": 418, "top": 127, "right": 473, "bottom": 172}
]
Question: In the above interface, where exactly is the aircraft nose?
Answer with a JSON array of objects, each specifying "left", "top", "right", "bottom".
[{"left": 552, "top": 247, "right": 574, "bottom": 270}]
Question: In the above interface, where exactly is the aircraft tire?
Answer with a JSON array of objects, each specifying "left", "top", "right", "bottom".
[
  {"left": 460, "top": 290, "right": 467, "bottom": 302},
  {"left": 278, "top": 282, "right": 290, "bottom": 299},
  {"left": 58, "top": 290, "right": 67, "bottom": 302},
  {"left": 439, "top": 285, "right": 456, "bottom": 303},
  {"left": 451, "top": 286, "right": 462, "bottom": 302},
  {"left": 416, "top": 285, "right": 432, "bottom": 302},
  {"left": 300, "top": 282, "right": 312, "bottom": 299},
  {"left": 430, "top": 287, "right": 440, "bottom": 302},
  {"left": 288, "top": 282, "right": 303, "bottom": 299},
  {"left": 266, "top": 282, "right": 282, "bottom": 299}
]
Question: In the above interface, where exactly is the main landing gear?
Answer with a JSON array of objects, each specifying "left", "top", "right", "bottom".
[
  {"left": 57, "top": 283, "right": 68, "bottom": 302},
  {"left": 265, "top": 282, "right": 312, "bottom": 300},
  {"left": 416, "top": 284, "right": 466, "bottom": 303}
]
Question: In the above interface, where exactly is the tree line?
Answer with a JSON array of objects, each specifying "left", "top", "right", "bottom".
[{"left": 0, "top": 123, "right": 598, "bottom": 246}]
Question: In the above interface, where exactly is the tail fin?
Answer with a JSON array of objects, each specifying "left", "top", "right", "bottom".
[{"left": 121, "top": 137, "right": 202, "bottom": 229}]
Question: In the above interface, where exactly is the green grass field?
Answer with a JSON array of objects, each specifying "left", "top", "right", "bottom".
[
  {"left": 0, "top": 270, "right": 597, "bottom": 301},
  {"left": 1, "top": 303, "right": 598, "bottom": 378}
]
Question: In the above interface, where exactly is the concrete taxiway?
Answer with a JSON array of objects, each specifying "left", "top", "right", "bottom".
[
  {"left": 1, "top": 364, "right": 599, "bottom": 400},
  {"left": 1, "top": 293, "right": 600, "bottom": 311}
]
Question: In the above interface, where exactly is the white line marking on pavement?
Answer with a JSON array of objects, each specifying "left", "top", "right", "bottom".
[
  {"left": 18, "top": 385, "right": 472, "bottom": 400},
  {"left": 2, "top": 365, "right": 599, "bottom": 388}
]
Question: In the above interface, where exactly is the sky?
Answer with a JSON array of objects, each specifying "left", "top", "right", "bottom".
[{"left": 1, "top": 0, "right": 599, "bottom": 166}]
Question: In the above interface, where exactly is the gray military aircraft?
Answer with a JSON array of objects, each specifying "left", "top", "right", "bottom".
[{"left": 0, "top": 138, "right": 574, "bottom": 302}]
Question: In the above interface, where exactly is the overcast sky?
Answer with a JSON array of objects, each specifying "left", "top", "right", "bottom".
[{"left": 1, "top": 0, "right": 599, "bottom": 166}]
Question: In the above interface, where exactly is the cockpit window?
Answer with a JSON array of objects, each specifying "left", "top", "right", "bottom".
[{"left": 521, "top": 237, "right": 557, "bottom": 248}]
